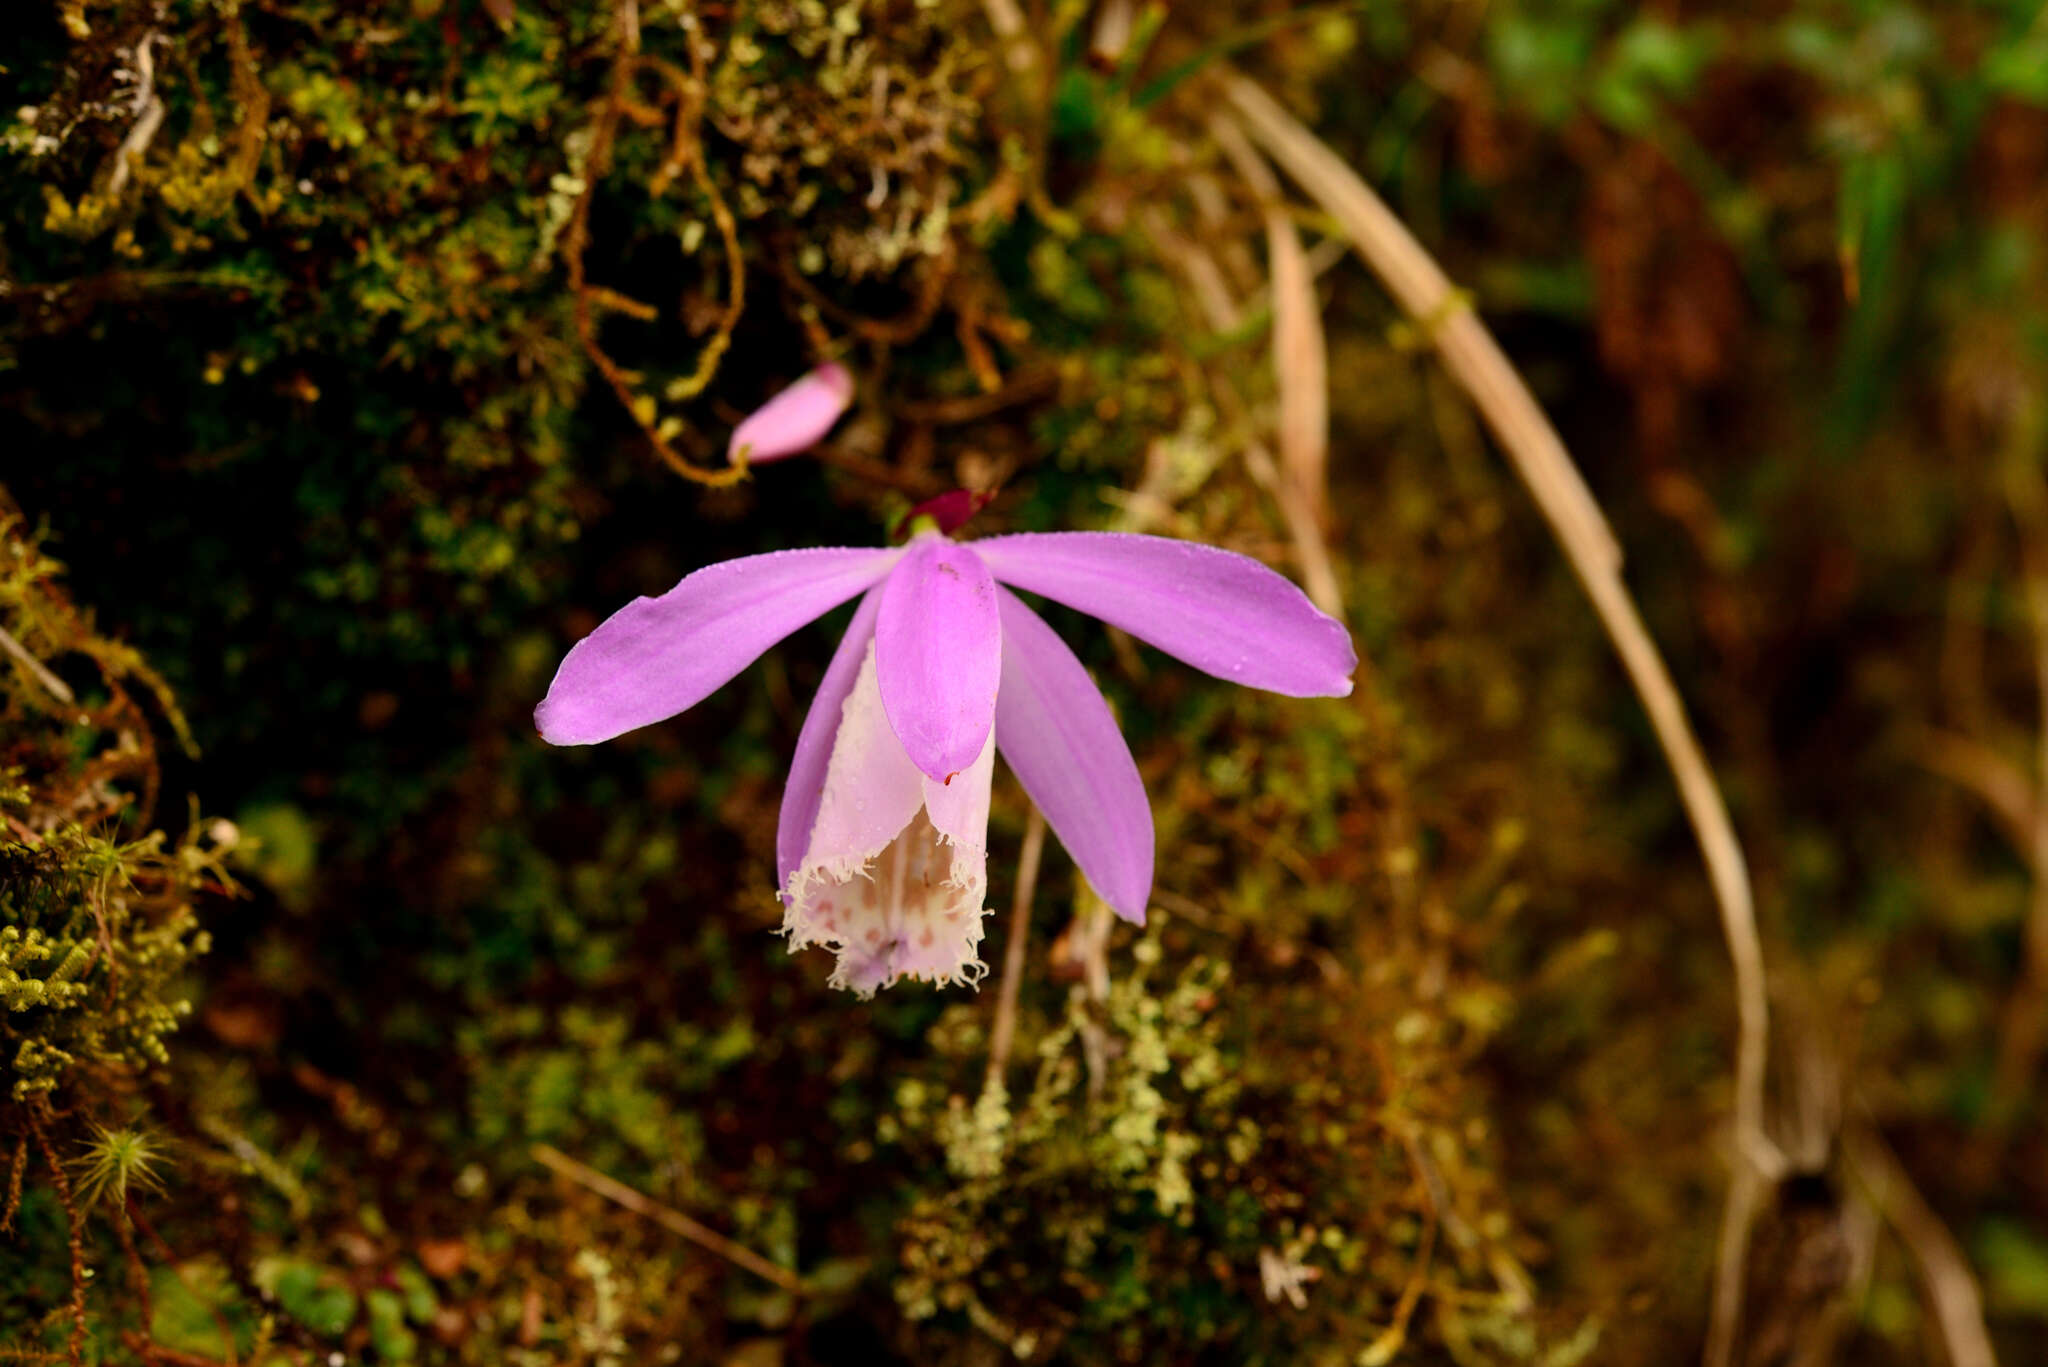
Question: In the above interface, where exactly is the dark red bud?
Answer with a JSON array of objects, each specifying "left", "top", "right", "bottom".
[{"left": 908, "top": 488, "right": 997, "bottom": 535}]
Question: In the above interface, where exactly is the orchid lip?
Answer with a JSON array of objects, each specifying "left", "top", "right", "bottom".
[{"left": 780, "top": 639, "right": 995, "bottom": 996}]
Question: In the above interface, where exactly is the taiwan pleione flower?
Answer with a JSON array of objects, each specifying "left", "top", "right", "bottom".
[{"left": 536, "top": 527, "right": 1356, "bottom": 995}]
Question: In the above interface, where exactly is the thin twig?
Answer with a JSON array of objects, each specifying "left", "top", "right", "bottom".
[
  {"left": 28, "top": 1113, "right": 89, "bottom": 1367},
  {"left": 986, "top": 806, "right": 1046, "bottom": 1090},
  {"left": 1075, "top": 894, "right": 1114, "bottom": 1099},
  {"left": 130, "top": 1204, "right": 237, "bottom": 1364},
  {"left": 1217, "top": 71, "right": 1778, "bottom": 1367},
  {"left": 1359, "top": 1129, "right": 1442, "bottom": 1361},
  {"left": 0, "top": 1141, "right": 25, "bottom": 1232},
  {"left": 118, "top": 1340, "right": 230, "bottom": 1367},
  {"left": 1844, "top": 1122, "right": 1998, "bottom": 1367},
  {"left": 103, "top": 32, "right": 165, "bottom": 200},
  {"left": 1911, "top": 726, "right": 2037, "bottom": 857},
  {"left": 1142, "top": 206, "right": 1241, "bottom": 335},
  {"left": 1992, "top": 519, "right": 2048, "bottom": 1133},
  {"left": 560, "top": 0, "right": 748, "bottom": 488},
  {"left": 0, "top": 623, "right": 76, "bottom": 705},
  {"left": 1048, "top": 890, "right": 1117, "bottom": 1100},
  {"left": 530, "top": 1144, "right": 799, "bottom": 1292},
  {"left": 113, "top": 1201, "right": 157, "bottom": 1367},
  {"left": 1923, "top": 477, "right": 2048, "bottom": 1146},
  {"left": 1243, "top": 442, "right": 1343, "bottom": 617}
]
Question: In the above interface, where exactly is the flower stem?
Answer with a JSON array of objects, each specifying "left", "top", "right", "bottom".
[{"left": 986, "top": 805, "right": 1046, "bottom": 1091}]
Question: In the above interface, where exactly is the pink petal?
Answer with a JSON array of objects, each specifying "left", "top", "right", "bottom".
[
  {"left": 974, "top": 531, "right": 1356, "bottom": 697},
  {"left": 874, "top": 537, "right": 1002, "bottom": 783},
  {"left": 775, "top": 585, "right": 884, "bottom": 892},
  {"left": 727, "top": 363, "right": 855, "bottom": 464},
  {"left": 536, "top": 546, "right": 900, "bottom": 745},
  {"left": 921, "top": 721, "right": 996, "bottom": 855},
  {"left": 994, "top": 589, "right": 1152, "bottom": 924}
]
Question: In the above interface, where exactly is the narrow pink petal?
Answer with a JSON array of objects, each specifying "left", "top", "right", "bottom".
[
  {"left": 536, "top": 546, "right": 900, "bottom": 745},
  {"left": 993, "top": 589, "right": 1152, "bottom": 924},
  {"left": 974, "top": 532, "right": 1356, "bottom": 697},
  {"left": 875, "top": 537, "right": 1002, "bottom": 783},
  {"left": 727, "top": 363, "right": 855, "bottom": 464},
  {"left": 776, "top": 586, "right": 884, "bottom": 891}
]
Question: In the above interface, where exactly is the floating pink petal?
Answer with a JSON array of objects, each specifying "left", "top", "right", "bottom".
[{"left": 727, "top": 362, "right": 855, "bottom": 465}]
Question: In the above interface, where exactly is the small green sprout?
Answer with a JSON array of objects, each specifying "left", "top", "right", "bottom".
[{"left": 71, "top": 1125, "right": 168, "bottom": 1213}]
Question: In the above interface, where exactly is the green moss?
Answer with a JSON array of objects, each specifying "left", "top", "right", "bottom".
[
  {"left": 0, "top": 831, "right": 210, "bottom": 1100},
  {"left": 257, "top": 1256, "right": 359, "bottom": 1338}
]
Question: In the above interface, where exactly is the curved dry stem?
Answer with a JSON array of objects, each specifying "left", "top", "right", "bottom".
[
  {"left": 0, "top": 1140, "right": 24, "bottom": 1233},
  {"left": 111, "top": 1202, "right": 155, "bottom": 1365},
  {"left": 985, "top": 804, "right": 1046, "bottom": 1091},
  {"left": 1206, "top": 112, "right": 1343, "bottom": 617},
  {"left": 1216, "top": 72, "right": 1777, "bottom": 1367},
  {"left": 1208, "top": 112, "right": 1332, "bottom": 531},
  {"left": 28, "top": 1112, "right": 89, "bottom": 1367},
  {"left": 1845, "top": 1122, "right": 1999, "bottom": 1367},
  {"left": 560, "top": 0, "right": 749, "bottom": 489},
  {"left": 0, "top": 622, "right": 76, "bottom": 705},
  {"left": 1912, "top": 726, "right": 2037, "bottom": 857}
]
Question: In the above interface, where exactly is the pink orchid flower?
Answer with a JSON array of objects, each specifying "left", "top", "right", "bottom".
[
  {"left": 727, "top": 362, "right": 854, "bottom": 464},
  {"left": 536, "top": 528, "right": 1356, "bottom": 995}
]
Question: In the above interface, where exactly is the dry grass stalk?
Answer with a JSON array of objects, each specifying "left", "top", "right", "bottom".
[
  {"left": 1219, "top": 75, "right": 1620, "bottom": 574},
  {"left": 1135, "top": 197, "right": 1343, "bottom": 617},
  {"left": 531, "top": 1144, "right": 799, "bottom": 1292},
  {"left": 1845, "top": 1123, "right": 1999, "bottom": 1367},
  {"left": 1209, "top": 112, "right": 1332, "bottom": 533},
  {"left": 1215, "top": 71, "right": 1776, "bottom": 1367}
]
